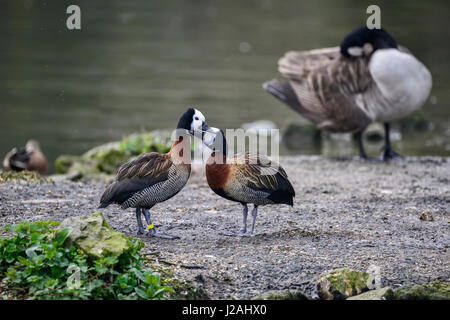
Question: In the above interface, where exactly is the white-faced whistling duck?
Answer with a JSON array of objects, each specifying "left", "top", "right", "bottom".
[
  {"left": 202, "top": 128, "right": 295, "bottom": 236},
  {"left": 99, "top": 108, "right": 210, "bottom": 239}
]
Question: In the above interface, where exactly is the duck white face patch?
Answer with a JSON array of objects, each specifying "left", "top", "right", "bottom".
[
  {"left": 191, "top": 108, "right": 206, "bottom": 131},
  {"left": 347, "top": 46, "right": 363, "bottom": 57},
  {"left": 202, "top": 127, "right": 220, "bottom": 148}
]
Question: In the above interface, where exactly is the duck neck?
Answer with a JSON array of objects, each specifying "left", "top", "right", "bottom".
[{"left": 170, "top": 133, "right": 191, "bottom": 165}]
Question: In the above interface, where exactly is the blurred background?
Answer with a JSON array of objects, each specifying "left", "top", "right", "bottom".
[{"left": 1, "top": 0, "right": 449, "bottom": 172}]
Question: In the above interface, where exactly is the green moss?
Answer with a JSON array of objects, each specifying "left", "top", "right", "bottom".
[
  {"left": 385, "top": 282, "right": 450, "bottom": 300},
  {"left": 254, "top": 290, "right": 311, "bottom": 300},
  {"left": 54, "top": 155, "right": 80, "bottom": 174},
  {"left": 328, "top": 269, "right": 370, "bottom": 295},
  {"left": 0, "top": 170, "right": 51, "bottom": 182},
  {"left": 318, "top": 268, "right": 371, "bottom": 300}
]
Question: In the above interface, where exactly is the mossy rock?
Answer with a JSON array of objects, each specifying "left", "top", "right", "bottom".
[
  {"left": 0, "top": 170, "right": 51, "bottom": 182},
  {"left": 60, "top": 212, "right": 131, "bottom": 258},
  {"left": 253, "top": 289, "right": 311, "bottom": 300},
  {"left": 54, "top": 155, "right": 81, "bottom": 174},
  {"left": 317, "top": 268, "right": 371, "bottom": 300},
  {"left": 347, "top": 287, "right": 393, "bottom": 300},
  {"left": 53, "top": 131, "right": 174, "bottom": 182},
  {"left": 385, "top": 282, "right": 450, "bottom": 300},
  {"left": 281, "top": 119, "right": 321, "bottom": 150}
]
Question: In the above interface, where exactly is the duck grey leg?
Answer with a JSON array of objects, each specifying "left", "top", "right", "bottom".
[
  {"left": 142, "top": 209, "right": 179, "bottom": 240},
  {"left": 249, "top": 205, "right": 258, "bottom": 235},
  {"left": 382, "top": 123, "right": 402, "bottom": 161},
  {"left": 240, "top": 204, "right": 248, "bottom": 234},
  {"left": 136, "top": 208, "right": 146, "bottom": 235},
  {"left": 219, "top": 204, "right": 250, "bottom": 237}
]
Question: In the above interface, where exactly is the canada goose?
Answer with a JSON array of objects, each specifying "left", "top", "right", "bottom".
[
  {"left": 203, "top": 128, "right": 295, "bottom": 236},
  {"left": 99, "top": 108, "right": 210, "bottom": 239},
  {"left": 263, "top": 27, "right": 432, "bottom": 160},
  {"left": 3, "top": 140, "right": 47, "bottom": 175}
]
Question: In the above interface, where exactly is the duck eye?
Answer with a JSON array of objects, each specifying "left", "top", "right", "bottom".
[{"left": 195, "top": 117, "right": 199, "bottom": 120}]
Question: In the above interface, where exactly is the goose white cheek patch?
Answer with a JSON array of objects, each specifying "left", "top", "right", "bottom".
[{"left": 347, "top": 46, "right": 363, "bottom": 57}]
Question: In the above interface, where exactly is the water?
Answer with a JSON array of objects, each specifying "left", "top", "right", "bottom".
[{"left": 1, "top": 0, "right": 449, "bottom": 172}]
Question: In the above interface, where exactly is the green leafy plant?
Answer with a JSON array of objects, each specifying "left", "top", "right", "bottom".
[{"left": 0, "top": 220, "right": 173, "bottom": 300}]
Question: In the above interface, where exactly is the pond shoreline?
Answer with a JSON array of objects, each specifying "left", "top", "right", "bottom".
[{"left": 0, "top": 156, "right": 449, "bottom": 299}]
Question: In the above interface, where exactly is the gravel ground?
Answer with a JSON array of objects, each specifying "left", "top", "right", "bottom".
[{"left": 0, "top": 156, "right": 449, "bottom": 299}]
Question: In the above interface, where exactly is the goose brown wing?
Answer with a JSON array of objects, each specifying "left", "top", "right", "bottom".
[
  {"left": 278, "top": 47, "right": 373, "bottom": 131},
  {"left": 99, "top": 152, "right": 172, "bottom": 207}
]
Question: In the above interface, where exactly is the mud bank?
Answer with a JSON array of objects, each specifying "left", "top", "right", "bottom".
[{"left": 0, "top": 156, "right": 449, "bottom": 299}]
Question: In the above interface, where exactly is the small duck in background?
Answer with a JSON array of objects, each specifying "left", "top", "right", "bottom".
[
  {"left": 263, "top": 27, "right": 432, "bottom": 161},
  {"left": 202, "top": 128, "right": 295, "bottom": 236},
  {"left": 99, "top": 108, "right": 210, "bottom": 239},
  {"left": 3, "top": 140, "right": 47, "bottom": 175}
]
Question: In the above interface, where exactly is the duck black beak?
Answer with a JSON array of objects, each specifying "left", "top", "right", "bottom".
[{"left": 202, "top": 123, "right": 211, "bottom": 132}]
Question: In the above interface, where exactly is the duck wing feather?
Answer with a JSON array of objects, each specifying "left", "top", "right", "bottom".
[{"left": 99, "top": 152, "right": 172, "bottom": 207}]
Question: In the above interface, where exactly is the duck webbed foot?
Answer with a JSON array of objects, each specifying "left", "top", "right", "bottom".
[
  {"left": 219, "top": 204, "right": 255, "bottom": 237},
  {"left": 136, "top": 208, "right": 179, "bottom": 239}
]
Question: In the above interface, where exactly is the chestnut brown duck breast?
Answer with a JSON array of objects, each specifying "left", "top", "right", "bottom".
[{"left": 203, "top": 128, "right": 295, "bottom": 236}]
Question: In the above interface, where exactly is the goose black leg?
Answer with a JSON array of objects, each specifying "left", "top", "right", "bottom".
[
  {"left": 354, "top": 131, "right": 368, "bottom": 160},
  {"left": 382, "top": 123, "right": 402, "bottom": 161},
  {"left": 136, "top": 208, "right": 146, "bottom": 235},
  {"left": 142, "top": 209, "right": 179, "bottom": 239}
]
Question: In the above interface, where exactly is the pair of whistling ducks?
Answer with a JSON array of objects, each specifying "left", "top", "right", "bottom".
[
  {"left": 3, "top": 140, "right": 47, "bottom": 175},
  {"left": 264, "top": 27, "right": 432, "bottom": 160},
  {"left": 99, "top": 27, "right": 432, "bottom": 238},
  {"left": 99, "top": 108, "right": 295, "bottom": 238}
]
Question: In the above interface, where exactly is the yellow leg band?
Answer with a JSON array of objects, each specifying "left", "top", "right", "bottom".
[{"left": 147, "top": 224, "right": 154, "bottom": 230}]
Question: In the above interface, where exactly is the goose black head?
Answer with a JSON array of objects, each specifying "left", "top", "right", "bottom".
[
  {"left": 176, "top": 107, "right": 210, "bottom": 134},
  {"left": 203, "top": 127, "right": 228, "bottom": 156},
  {"left": 340, "top": 27, "right": 398, "bottom": 58}
]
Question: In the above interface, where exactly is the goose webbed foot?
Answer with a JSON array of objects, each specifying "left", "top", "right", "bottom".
[
  {"left": 381, "top": 122, "right": 403, "bottom": 161},
  {"left": 381, "top": 146, "right": 403, "bottom": 161}
]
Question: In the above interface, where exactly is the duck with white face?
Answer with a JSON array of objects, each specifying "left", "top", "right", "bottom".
[
  {"left": 264, "top": 26, "right": 432, "bottom": 161},
  {"left": 99, "top": 107, "right": 210, "bottom": 239},
  {"left": 202, "top": 127, "right": 295, "bottom": 236}
]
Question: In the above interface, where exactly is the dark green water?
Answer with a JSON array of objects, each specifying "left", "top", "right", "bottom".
[{"left": 1, "top": 0, "right": 449, "bottom": 172}]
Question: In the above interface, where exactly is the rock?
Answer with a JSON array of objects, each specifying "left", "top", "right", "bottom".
[
  {"left": 363, "top": 123, "right": 385, "bottom": 143},
  {"left": 321, "top": 132, "right": 354, "bottom": 158},
  {"left": 54, "top": 155, "right": 80, "bottom": 174},
  {"left": 419, "top": 211, "right": 434, "bottom": 221},
  {"left": 347, "top": 287, "right": 393, "bottom": 300},
  {"left": 253, "top": 289, "right": 311, "bottom": 300},
  {"left": 385, "top": 282, "right": 450, "bottom": 300},
  {"left": 60, "top": 212, "right": 131, "bottom": 258},
  {"left": 281, "top": 119, "right": 320, "bottom": 150},
  {"left": 317, "top": 268, "right": 371, "bottom": 300},
  {"left": 82, "top": 142, "right": 127, "bottom": 174},
  {"left": 242, "top": 120, "right": 277, "bottom": 131},
  {"left": 53, "top": 131, "right": 173, "bottom": 182}
]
